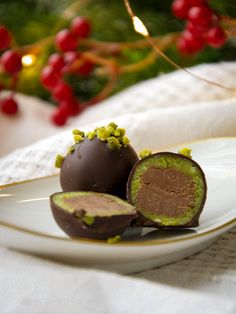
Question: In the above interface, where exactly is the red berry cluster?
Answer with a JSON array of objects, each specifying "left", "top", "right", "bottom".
[
  {"left": 172, "top": 0, "right": 227, "bottom": 55},
  {"left": 40, "top": 16, "right": 93, "bottom": 126},
  {"left": 0, "top": 25, "right": 21, "bottom": 115}
]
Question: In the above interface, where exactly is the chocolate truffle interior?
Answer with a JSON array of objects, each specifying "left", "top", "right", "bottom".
[
  {"left": 52, "top": 191, "right": 136, "bottom": 217},
  {"left": 137, "top": 166, "right": 195, "bottom": 215},
  {"left": 129, "top": 153, "right": 206, "bottom": 226}
]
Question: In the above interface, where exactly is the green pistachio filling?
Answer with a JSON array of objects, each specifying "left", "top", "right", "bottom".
[
  {"left": 130, "top": 154, "right": 205, "bottom": 226},
  {"left": 53, "top": 191, "right": 135, "bottom": 216},
  {"left": 178, "top": 147, "right": 192, "bottom": 158},
  {"left": 139, "top": 149, "right": 152, "bottom": 159},
  {"left": 107, "top": 235, "right": 121, "bottom": 244}
]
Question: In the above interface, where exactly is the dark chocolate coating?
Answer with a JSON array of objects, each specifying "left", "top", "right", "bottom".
[
  {"left": 50, "top": 192, "right": 137, "bottom": 240},
  {"left": 60, "top": 137, "right": 139, "bottom": 199},
  {"left": 127, "top": 152, "right": 207, "bottom": 228}
]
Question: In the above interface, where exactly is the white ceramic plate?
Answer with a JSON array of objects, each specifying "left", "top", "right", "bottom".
[{"left": 1, "top": 137, "right": 236, "bottom": 274}]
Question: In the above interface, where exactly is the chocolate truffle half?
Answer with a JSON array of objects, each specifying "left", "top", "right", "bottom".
[
  {"left": 50, "top": 191, "right": 137, "bottom": 240},
  {"left": 56, "top": 123, "right": 138, "bottom": 199},
  {"left": 127, "top": 152, "right": 207, "bottom": 228}
]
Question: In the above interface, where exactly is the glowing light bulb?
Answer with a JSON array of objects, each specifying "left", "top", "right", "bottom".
[
  {"left": 22, "top": 54, "right": 36, "bottom": 67},
  {"left": 133, "top": 16, "right": 149, "bottom": 37}
]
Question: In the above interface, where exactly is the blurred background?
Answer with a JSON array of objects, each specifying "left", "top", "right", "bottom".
[{"left": 0, "top": 0, "right": 236, "bottom": 105}]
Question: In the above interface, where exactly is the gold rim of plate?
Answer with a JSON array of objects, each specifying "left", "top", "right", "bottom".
[{"left": 0, "top": 136, "right": 236, "bottom": 247}]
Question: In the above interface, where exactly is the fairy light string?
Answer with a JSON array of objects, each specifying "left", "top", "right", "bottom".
[{"left": 123, "top": 0, "right": 236, "bottom": 92}]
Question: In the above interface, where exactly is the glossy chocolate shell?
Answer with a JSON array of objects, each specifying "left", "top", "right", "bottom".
[
  {"left": 60, "top": 137, "right": 138, "bottom": 199},
  {"left": 50, "top": 191, "right": 137, "bottom": 240}
]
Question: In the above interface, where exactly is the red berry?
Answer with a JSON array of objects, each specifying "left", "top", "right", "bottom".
[
  {"left": 172, "top": 0, "right": 191, "bottom": 19},
  {"left": 53, "top": 81, "right": 73, "bottom": 101},
  {"left": 188, "top": 5, "right": 213, "bottom": 27},
  {"left": 177, "top": 32, "right": 205, "bottom": 55},
  {"left": 190, "top": 0, "right": 207, "bottom": 6},
  {"left": 63, "top": 51, "right": 80, "bottom": 73},
  {"left": 51, "top": 108, "right": 68, "bottom": 126},
  {"left": 64, "top": 51, "right": 80, "bottom": 64},
  {"left": 63, "top": 52, "right": 81, "bottom": 74},
  {"left": 0, "top": 26, "right": 11, "bottom": 50},
  {"left": 59, "top": 99, "right": 81, "bottom": 116},
  {"left": 48, "top": 53, "right": 65, "bottom": 71},
  {"left": 182, "top": 30, "right": 205, "bottom": 52},
  {"left": 40, "top": 66, "right": 61, "bottom": 89},
  {"left": 64, "top": 53, "right": 93, "bottom": 76},
  {"left": 186, "top": 21, "right": 209, "bottom": 37},
  {"left": 77, "top": 60, "right": 94, "bottom": 76},
  {"left": 1, "top": 50, "right": 22, "bottom": 74},
  {"left": 71, "top": 17, "right": 91, "bottom": 38},
  {"left": 1, "top": 97, "right": 18, "bottom": 115},
  {"left": 206, "top": 26, "right": 226, "bottom": 48},
  {"left": 177, "top": 37, "right": 193, "bottom": 55},
  {"left": 55, "top": 29, "right": 78, "bottom": 52}
]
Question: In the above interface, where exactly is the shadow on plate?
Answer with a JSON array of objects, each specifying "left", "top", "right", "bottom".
[{"left": 122, "top": 227, "right": 196, "bottom": 241}]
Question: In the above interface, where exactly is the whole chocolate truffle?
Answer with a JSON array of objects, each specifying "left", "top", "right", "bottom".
[
  {"left": 57, "top": 123, "right": 139, "bottom": 199},
  {"left": 50, "top": 191, "right": 137, "bottom": 240},
  {"left": 127, "top": 152, "right": 207, "bottom": 228}
]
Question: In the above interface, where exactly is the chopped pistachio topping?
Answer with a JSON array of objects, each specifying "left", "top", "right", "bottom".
[
  {"left": 72, "top": 129, "right": 85, "bottom": 144},
  {"left": 106, "top": 126, "right": 115, "bottom": 136},
  {"left": 82, "top": 215, "right": 95, "bottom": 226},
  {"left": 72, "top": 129, "right": 85, "bottom": 137},
  {"left": 107, "top": 235, "right": 122, "bottom": 244},
  {"left": 55, "top": 154, "right": 65, "bottom": 168},
  {"left": 114, "top": 128, "right": 125, "bottom": 137},
  {"left": 122, "top": 136, "right": 130, "bottom": 146},
  {"left": 67, "top": 145, "right": 75, "bottom": 154},
  {"left": 108, "top": 122, "right": 118, "bottom": 130},
  {"left": 178, "top": 147, "right": 192, "bottom": 158},
  {"left": 107, "top": 136, "right": 121, "bottom": 150},
  {"left": 139, "top": 149, "right": 152, "bottom": 159},
  {"left": 55, "top": 122, "right": 132, "bottom": 166},
  {"left": 87, "top": 131, "right": 96, "bottom": 140},
  {"left": 67, "top": 122, "right": 131, "bottom": 151},
  {"left": 94, "top": 122, "right": 130, "bottom": 150},
  {"left": 97, "top": 127, "right": 110, "bottom": 141},
  {"left": 74, "top": 134, "right": 84, "bottom": 144}
]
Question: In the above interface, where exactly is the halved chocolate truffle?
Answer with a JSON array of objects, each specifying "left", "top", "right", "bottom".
[
  {"left": 127, "top": 152, "right": 207, "bottom": 228},
  {"left": 50, "top": 191, "right": 137, "bottom": 240},
  {"left": 57, "top": 123, "right": 139, "bottom": 199}
]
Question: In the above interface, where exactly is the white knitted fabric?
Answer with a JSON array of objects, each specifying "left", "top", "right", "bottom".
[
  {"left": 1, "top": 62, "right": 236, "bottom": 313},
  {"left": 1, "top": 61, "right": 236, "bottom": 157}
]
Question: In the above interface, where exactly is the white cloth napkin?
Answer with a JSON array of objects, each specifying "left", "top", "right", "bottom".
[
  {"left": 1, "top": 62, "right": 236, "bottom": 313},
  {"left": 0, "top": 248, "right": 235, "bottom": 314}
]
